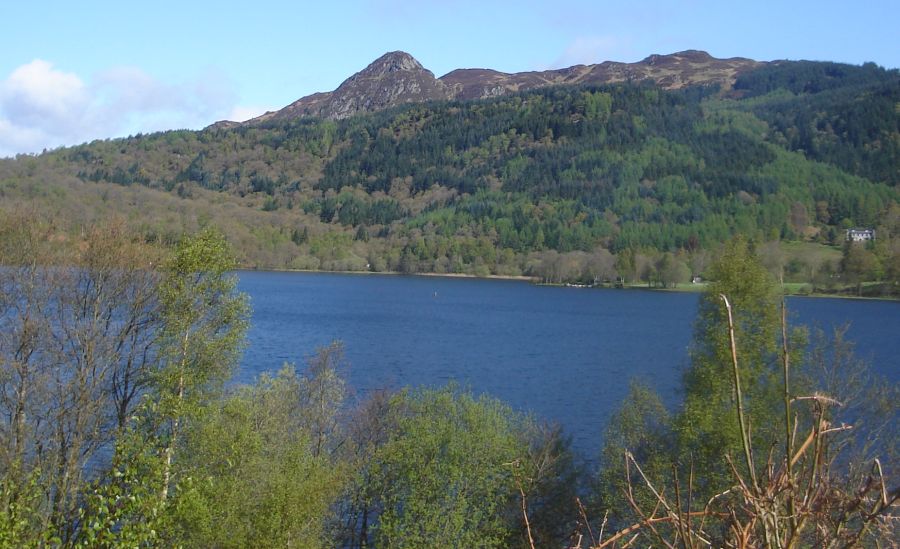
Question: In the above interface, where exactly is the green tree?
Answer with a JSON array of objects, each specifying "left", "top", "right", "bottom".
[
  {"left": 72, "top": 227, "right": 251, "bottom": 546},
  {"left": 511, "top": 424, "right": 580, "bottom": 548},
  {"left": 0, "top": 468, "right": 58, "bottom": 547},
  {"left": 163, "top": 367, "right": 343, "bottom": 548},
  {"left": 676, "top": 236, "right": 784, "bottom": 493},
  {"left": 594, "top": 381, "right": 672, "bottom": 528},
  {"left": 370, "top": 386, "right": 526, "bottom": 548},
  {"left": 841, "top": 241, "right": 877, "bottom": 295},
  {"left": 615, "top": 249, "right": 636, "bottom": 285},
  {"left": 297, "top": 341, "right": 348, "bottom": 458},
  {"left": 0, "top": 218, "right": 165, "bottom": 542},
  {"left": 155, "top": 228, "right": 249, "bottom": 500},
  {"left": 596, "top": 236, "right": 794, "bottom": 520},
  {"left": 75, "top": 402, "right": 168, "bottom": 548},
  {"left": 656, "top": 252, "right": 691, "bottom": 288},
  {"left": 592, "top": 294, "right": 896, "bottom": 547}
]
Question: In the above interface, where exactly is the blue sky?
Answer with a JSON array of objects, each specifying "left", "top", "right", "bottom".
[{"left": 1, "top": 0, "right": 897, "bottom": 157}]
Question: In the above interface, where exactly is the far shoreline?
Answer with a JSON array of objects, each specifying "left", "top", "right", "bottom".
[
  {"left": 237, "top": 267, "right": 538, "bottom": 283},
  {"left": 235, "top": 267, "right": 898, "bottom": 302}
]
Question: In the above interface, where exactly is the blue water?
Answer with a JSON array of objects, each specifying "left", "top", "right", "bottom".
[{"left": 236, "top": 271, "right": 899, "bottom": 458}]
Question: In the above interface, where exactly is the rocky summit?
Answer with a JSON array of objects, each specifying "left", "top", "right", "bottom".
[
  {"left": 236, "top": 49, "right": 761, "bottom": 125},
  {"left": 255, "top": 51, "right": 450, "bottom": 122}
]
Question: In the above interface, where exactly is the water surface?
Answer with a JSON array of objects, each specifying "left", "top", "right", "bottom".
[{"left": 237, "top": 272, "right": 899, "bottom": 458}]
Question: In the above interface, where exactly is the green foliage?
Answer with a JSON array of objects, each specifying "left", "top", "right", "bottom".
[
  {"left": 296, "top": 341, "right": 348, "bottom": 458},
  {"left": 841, "top": 241, "right": 879, "bottom": 295},
  {"left": 655, "top": 252, "right": 691, "bottom": 288},
  {"left": 0, "top": 468, "right": 58, "bottom": 548},
  {"left": 156, "top": 227, "right": 249, "bottom": 419},
  {"left": 370, "top": 386, "right": 526, "bottom": 548},
  {"left": 592, "top": 237, "right": 896, "bottom": 546},
  {"left": 3, "top": 59, "right": 897, "bottom": 278},
  {"left": 308, "top": 231, "right": 353, "bottom": 262},
  {"left": 0, "top": 219, "right": 896, "bottom": 547},
  {"left": 154, "top": 228, "right": 250, "bottom": 504},
  {"left": 511, "top": 425, "right": 581, "bottom": 548},
  {"left": 75, "top": 404, "right": 167, "bottom": 548},
  {"left": 316, "top": 192, "right": 408, "bottom": 226},
  {"left": 595, "top": 237, "right": 808, "bottom": 522},
  {"left": 677, "top": 236, "right": 785, "bottom": 491},
  {"left": 164, "top": 367, "right": 344, "bottom": 548},
  {"left": 2, "top": 59, "right": 899, "bottom": 546},
  {"left": 594, "top": 381, "right": 672, "bottom": 527},
  {"left": 734, "top": 61, "right": 900, "bottom": 185}
]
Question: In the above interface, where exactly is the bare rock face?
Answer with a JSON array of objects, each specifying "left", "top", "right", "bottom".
[
  {"left": 257, "top": 52, "right": 451, "bottom": 123},
  {"left": 441, "top": 50, "right": 760, "bottom": 101},
  {"left": 326, "top": 51, "right": 451, "bottom": 119},
  {"left": 235, "top": 50, "right": 762, "bottom": 127}
]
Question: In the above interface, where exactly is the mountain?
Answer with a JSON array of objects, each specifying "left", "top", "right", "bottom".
[
  {"left": 441, "top": 49, "right": 758, "bottom": 99},
  {"left": 3, "top": 55, "right": 898, "bottom": 293},
  {"left": 236, "top": 50, "right": 760, "bottom": 124},
  {"left": 255, "top": 51, "right": 450, "bottom": 122}
]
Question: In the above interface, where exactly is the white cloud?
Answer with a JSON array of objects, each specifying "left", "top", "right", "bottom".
[
  {"left": 550, "top": 35, "right": 639, "bottom": 68},
  {"left": 0, "top": 117, "right": 46, "bottom": 154},
  {"left": 0, "top": 60, "right": 90, "bottom": 154},
  {"left": 0, "top": 60, "right": 244, "bottom": 157},
  {"left": 226, "top": 105, "right": 272, "bottom": 122},
  {"left": 2, "top": 60, "right": 87, "bottom": 123},
  {"left": 94, "top": 66, "right": 177, "bottom": 112}
]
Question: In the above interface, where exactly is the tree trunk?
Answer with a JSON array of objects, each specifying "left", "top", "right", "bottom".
[{"left": 161, "top": 331, "right": 189, "bottom": 501}]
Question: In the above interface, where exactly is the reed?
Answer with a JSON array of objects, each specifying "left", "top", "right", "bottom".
[{"left": 573, "top": 294, "right": 898, "bottom": 548}]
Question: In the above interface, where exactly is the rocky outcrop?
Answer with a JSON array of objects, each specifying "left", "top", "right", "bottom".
[
  {"left": 441, "top": 50, "right": 759, "bottom": 100},
  {"left": 254, "top": 52, "right": 451, "bottom": 122},
  {"left": 225, "top": 50, "right": 762, "bottom": 127}
]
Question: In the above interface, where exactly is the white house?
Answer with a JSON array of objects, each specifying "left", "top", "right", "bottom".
[{"left": 846, "top": 228, "right": 875, "bottom": 242}]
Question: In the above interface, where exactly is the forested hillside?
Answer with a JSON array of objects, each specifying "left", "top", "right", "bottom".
[{"left": 1, "top": 59, "right": 898, "bottom": 292}]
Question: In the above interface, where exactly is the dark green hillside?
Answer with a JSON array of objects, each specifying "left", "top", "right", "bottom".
[
  {"left": 1, "top": 59, "right": 898, "bottom": 292},
  {"left": 732, "top": 61, "right": 900, "bottom": 184},
  {"left": 309, "top": 82, "right": 893, "bottom": 255}
]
